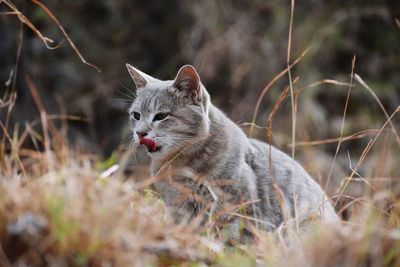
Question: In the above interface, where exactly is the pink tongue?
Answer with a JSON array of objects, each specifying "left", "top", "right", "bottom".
[{"left": 139, "top": 138, "right": 157, "bottom": 151}]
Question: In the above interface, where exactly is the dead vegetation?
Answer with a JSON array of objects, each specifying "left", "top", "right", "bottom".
[
  {"left": 1, "top": 131, "right": 399, "bottom": 266},
  {"left": 1, "top": 0, "right": 400, "bottom": 266}
]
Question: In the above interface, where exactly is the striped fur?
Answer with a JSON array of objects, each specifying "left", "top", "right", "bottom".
[{"left": 127, "top": 64, "right": 339, "bottom": 231}]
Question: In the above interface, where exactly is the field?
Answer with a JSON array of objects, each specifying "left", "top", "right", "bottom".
[{"left": 1, "top": 1, "right": 400, "bottom": 266}]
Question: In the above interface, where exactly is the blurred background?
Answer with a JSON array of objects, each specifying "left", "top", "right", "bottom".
[{"left": 1, "top": 0, "right": 399, "bottom": 198}]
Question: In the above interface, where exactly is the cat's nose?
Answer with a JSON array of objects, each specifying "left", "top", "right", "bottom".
[{"left": 136, "top": 131, "right": 148, "bottom": 139}]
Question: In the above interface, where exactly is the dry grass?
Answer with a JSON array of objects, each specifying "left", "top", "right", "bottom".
[
  {"left": 1, "top": 1, "right": 400, "bottom": 266},
  {"left": 0, "top": 0, "right": 100, "bottom": 72},
  {"left": 0, "top": 128, "right": 399, "bottom": 266},
  {"left": 0, "top": 151, "right": 218, "bottom": 266},
  {"left": 1, "top": 70, "right": 400, "bottom": 267}
]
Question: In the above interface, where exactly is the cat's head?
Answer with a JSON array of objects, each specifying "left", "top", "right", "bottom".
[{"left": 127, "top": 64, "right": 210, "bottom": 159}]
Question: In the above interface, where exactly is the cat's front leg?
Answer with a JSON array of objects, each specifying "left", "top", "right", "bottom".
[{"left": 154, "top": 177, "right": 207, "bottom": 224}]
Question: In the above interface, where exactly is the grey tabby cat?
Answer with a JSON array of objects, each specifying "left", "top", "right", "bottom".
[{"left": 127, "top": 64, "right": 338, "bottom": 231}]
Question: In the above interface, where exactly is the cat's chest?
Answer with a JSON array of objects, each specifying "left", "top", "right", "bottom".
[
  {"left": 152, "top": 164, "right": 213, "bottom": 210},
  {"left": 151, "top": 158, "right": 215, "bottom": 193},
  {"left": 150, "top": 156, "right": 210, "bottom": 177}
]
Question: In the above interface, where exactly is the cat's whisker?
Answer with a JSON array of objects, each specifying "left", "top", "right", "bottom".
[
  {"left": 118, "top": 82, "right": 136, "bottom": 98},
  {"left": 112, "top": 96, "right": 134, "bottom": 103},
  {"left": 115, "top": 91, "right": 135, "bottom": 101}
]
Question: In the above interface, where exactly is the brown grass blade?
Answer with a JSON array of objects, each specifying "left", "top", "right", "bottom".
[
  {"left": 1, "top": 0, "right": 100, "bottom": 72},
  {"left": 334, "top": 106, "right": 400, "bottom": 207},
  {"left": 287, "top": 0, "right": 296, "bottom": 158},
  {"left": 324, "top": 56, "right": 356, "bottom": 198},
  {"left": 25, "top": 76, "right": 53, "bottom": 169},
  {"left": 354, "top": 73, "right": 400, "bottom": 148},
  {"left": 0, "top": 121, "right": 26, "bottom": 177},
  {"left": 249, "top": 48, "right": 309, "bottom": 137},
  {"left": 29, "top": 0, "right": 101, "bottom": 72},
  {"left": 290, "top": 129, "right": 380, "bottom": 147},
  {"left": 2, "top": 0, "right": 55, "bottom": 47}
]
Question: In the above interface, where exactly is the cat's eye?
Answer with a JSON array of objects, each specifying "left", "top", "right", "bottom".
[
  {"left": 153, "top": 112, "right": 169, "bottom": 121},
  {"left": 132, "top": 112, "right": 141, "bottom": 120}
]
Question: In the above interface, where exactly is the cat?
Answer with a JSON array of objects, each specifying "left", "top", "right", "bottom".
[{"left": 126, "top": 63, "right": 339, "bottom": 232}]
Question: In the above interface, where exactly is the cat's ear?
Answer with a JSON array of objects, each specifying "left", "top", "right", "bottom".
[
  {"left": 126, "top": 64, "right": 158, "bottom": 89},
  {"left": 173, "top": 65, "right": 201, "bottom": 101}
]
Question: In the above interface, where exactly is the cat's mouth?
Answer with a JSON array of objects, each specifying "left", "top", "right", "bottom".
[
  {"left": 149, "top": 146, "right": 162, "bottom": 153},
  {"left": 139, "top": 138, "right": 161, "bottom": 153}
]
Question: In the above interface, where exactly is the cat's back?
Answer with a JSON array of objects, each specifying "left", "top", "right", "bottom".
[{"left": 247, "top": 138, "right": 339, "bottom": 223}]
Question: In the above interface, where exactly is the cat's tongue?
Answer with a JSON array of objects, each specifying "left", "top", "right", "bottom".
[{"left": 139, "top": 138, "right": 157, "bottom": 152}]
